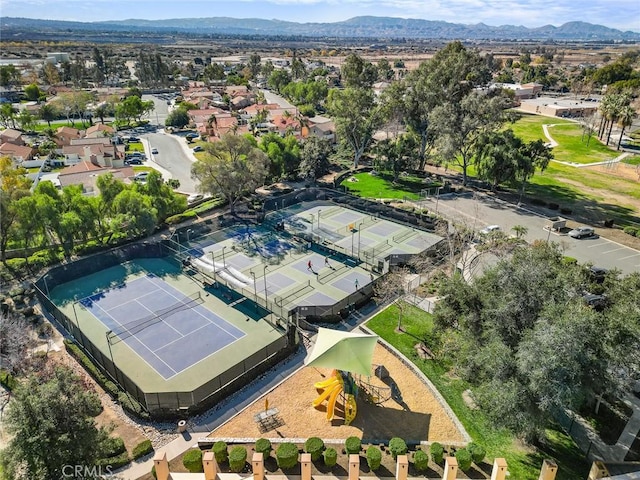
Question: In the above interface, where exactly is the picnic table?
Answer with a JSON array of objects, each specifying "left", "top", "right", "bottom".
[{"left": 253, "top": 407, "right": 282, "bottom": 432}]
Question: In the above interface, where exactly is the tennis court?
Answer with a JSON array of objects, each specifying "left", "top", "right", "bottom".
[{"left": 79, "top": 273, "right": 245, "bottom": 379}]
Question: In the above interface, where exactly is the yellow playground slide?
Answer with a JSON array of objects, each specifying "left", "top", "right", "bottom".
[
  {"left": 325, "top": 384, "right": 342, "bottom": 420},
  {"left": 312, "top": 382, "right": 341, "bottom": 408}
]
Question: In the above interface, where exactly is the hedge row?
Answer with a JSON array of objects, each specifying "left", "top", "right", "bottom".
[
  {"left": 186, "top": 439, "right": 487, "bottom": 473},
  {"left": 96, "top": 451, "right": 131, "bottom": 470},
  {"left": 63, "top": 340, "right": 149, "bottom": 419},
  {"left": 623, "top": 226, "right": 640, "bottom": 237},
  {"left": 132, "top": 439, "right": 154, "bottom": 460}
]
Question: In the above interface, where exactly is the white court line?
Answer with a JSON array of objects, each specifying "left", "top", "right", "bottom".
[
  {"left": 587, "top": 242, "right": 609, "bottom": 248},
  {"left": 601, "top": 247, "right": 626, "bottom": 254}
]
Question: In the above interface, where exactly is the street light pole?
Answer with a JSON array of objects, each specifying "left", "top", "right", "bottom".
[
  {"left": 263, "top": 264, "right": 269, "bottom": 305},
  {"left": 222, "top": 246, "right": 227, "bottom": 267},
  {"left": 357, "top": 222, "right": 363, "bottom": 257},
  {"left": 351, "top": 229, "right": 355, "bottom": 257},
  {"left": 317, "top": 210, "right": 321, "bottom": 229},
  {"left": 250, "top": 271, "right": 257, "bottom": 306}
]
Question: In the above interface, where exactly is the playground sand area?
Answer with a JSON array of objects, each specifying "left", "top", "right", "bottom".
[{"left": 210, "top": 343, "right": 465, "bottom": 443}]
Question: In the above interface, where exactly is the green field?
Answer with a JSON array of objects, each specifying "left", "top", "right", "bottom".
[
  {"left": 367, "top": 303, "right": 590, "bottom": 480},
  {"left": 509, "top": 114, "right": 572, "bottom": 142},
  {"left": 340, "top": 172, "right": 439, "bottom": 200}
]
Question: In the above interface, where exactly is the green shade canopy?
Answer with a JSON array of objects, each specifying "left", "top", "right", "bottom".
[{"left": 304, "top": 327, "right": 378, "bottom": 376}]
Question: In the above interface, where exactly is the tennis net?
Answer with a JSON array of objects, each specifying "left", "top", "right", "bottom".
[{"left": 106, "top": 291, "right": 203, "bottom": 344}]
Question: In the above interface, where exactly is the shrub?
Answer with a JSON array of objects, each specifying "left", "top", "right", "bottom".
[
  {"left": 430, "top": 442, "right": 444, "bottom": 464},
  {"left": 366, "top": 446, "right": 382, "bottom": 471},
  {"left": 0, "top": 370, "right": 17, "bottom": 391},
  {"left": 96, "top": 452, "right": 131, "bottom": 469},
  {"left": 530, "top": 198, "right": 546, "bottom": 207},
  {"left": 151, "top": 465, "right": 156, "bottom": 479},
  {"left": 213, "top": 441, "right": 228, "bottom": 464},
  {"left": 455, "top": 448, "right": 472, "bottom": 471},
  {"left": 560, "top": 208, "right": 573, "bottom": 216},
  {"left": 229, "top": 446, "right": 247, "bottom": 472},
  {"left": 101, "top": 436, "right": 126, "bottom": 458},
  {"left": 389, "top": 437, "right": 408, "bottom": 459},
  {"left": 183, "top": 449, "right": 204, "bottom": 473},
  {"left": 413, "top": 449, "right": 429, "bottom": 471},
  {"left": 562, "top": 256, "right": 578, "bottom": 265},
  {"left": 468, "top": 443, "right": 486, "bottom": 464},
  {"left": 547, "top": 202, "right": 559, "bottom": 210},
  {"left": 623, "top": 226, "right": 638, "bottom": 237},
  {"left": 132, "top": 439, "right": 154, "bottom": 460},
  {"left": 255, "top": 438, "right": 272, "bottom": 457},
  {"left": 304, "top": 437, "right": 325, "bottom": 461},
  {"left": 276, "top": 442, "right": 298, "bottom": 470},
  {"left": 323, "top": 447, "right": 337, "bottom": 467},
  {"left": 345, "top": 436, "right": 361, "bottom": 455}
]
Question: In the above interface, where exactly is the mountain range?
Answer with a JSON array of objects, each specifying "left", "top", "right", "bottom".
[{"left": 2, "top": 16, "right": 639, "bottom": 41}]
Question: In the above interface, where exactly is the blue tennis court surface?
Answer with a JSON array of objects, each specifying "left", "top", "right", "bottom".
[{"left": 79, "top": 274, "right": 245, "bottom": 379}]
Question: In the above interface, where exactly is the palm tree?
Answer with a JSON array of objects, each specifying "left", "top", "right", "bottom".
[
  {"left": 616, "top": 105, "right": 636, "bottom": 151},
  {"left": 38, "top": 103, "right": 58, "bottom": 128},
  {"left": 511, "top": 225, "right": 528, "bottom": 239}
]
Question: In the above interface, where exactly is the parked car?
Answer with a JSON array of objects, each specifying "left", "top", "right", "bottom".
[
  {"left": 192, "top": 146, "right": 204, "bottom": 152},
  {"left": 479, "top": 225, "right": 501, "bottom": 235},
  {"left": 134, "top": 171, "right": 149, "bottom": 181},
  {"left": 187, "top": 194, "right": 204, "bottom": 205},
  {"left": 568, "top": 226, "right": 595, "bottom": 239},
  {"left": 125, "top": 158, "right": 142, "bottom": 165},
  {"left": 583, "top": 293, "right": 608, "bottom": 311},
  {"left": 151, "top": 148, "right": 158, "bottom": 154},
  {"left": 589, "top": 266, "right": 608, "bottom": 283}
]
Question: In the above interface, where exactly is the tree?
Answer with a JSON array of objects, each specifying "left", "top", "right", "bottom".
[
  {"left": 0, "top": 65, "right": 21, "bottom": 87},
  {"left": 327, "top": 87, "right": 384, "bottom": 168},
  {"left": 511, "top": 225, "right": 528, "bottom": 239},
  {"left": 16, "top": 109, "right": 36, "bottom": 131},
  {"left": 0, "top": 311, "right": 30, "bottom": 376},
  {"left": 165, "top": 108, "right": 190, "bottom": 129},
  {"left": 374, "top": 134, "right": 417, "bottom": 181},
  {"left": 299, "top": 136, "right": 333, "bottom": 181},
  {"left": 432, "top": 91, "right": 512, "bottom": 186},
  {"left": 0, "top": 103, "right": 17, "bottom": 129},
  {"left": 24, "top": 83, "right": 42, "bottom": 102},
  {"left": 616, "top": 105, "right": 636, "bottom": 150},
  {"left": 374, "top": 267, "right": 411, "bottom": 331},
  {"left": 476, "top": 129, "right": 523, "bottom": 190},
  {"left": 377, "top": 58, "right": 394, "bottom": 81},
  {"left": 516, "top": 139, "right": 553, "bottom": 202},
  {"left": 267, "top": 70, "right": 292, "bottom": 94},
  {"left": 38, "top": 103, "right": 59, "bottom": 128},
  {"left": 259, "top": 133, "right": 300, "bottom": 181},
  {"left": 191, "top": 134, "right": 269, "bottom": 214},
  {"left": 340, "top": 54, "right": 377, "bottom": 89},
  {"left": 2, "top": 366, "right": 110, "bottom": 479},
  {"left": 0, "top": 156, "right": 31, "bottom": 262},
  {"left": 248, "top": 53, "right": 262, "bottom": 78}
]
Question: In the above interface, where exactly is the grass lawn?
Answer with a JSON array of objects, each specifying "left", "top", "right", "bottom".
[
  {"left": 32, "top": 120, "right": 90, "bottom": 132},
  {"left": 366, "top": 303, "right": 590, "bottom": 480},
  {"left": 547, "top": 124, "right": 620, "bottom": 164},
  {"left": 623, "top": 156, "right": 640, "bottom": 165},
  {"left": 508, "top": 113, "right": 572, "bottom": 143},
  {"left": 340, "top": 172, "right": 438, "bottom": 200},
  {"left": 127, "top": 142, "right": 144, "bottom": 152}
]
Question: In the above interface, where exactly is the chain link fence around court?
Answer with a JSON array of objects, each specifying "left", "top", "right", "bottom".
[{"left": 33, "top": 241, "right": 295, "bottom": 417}]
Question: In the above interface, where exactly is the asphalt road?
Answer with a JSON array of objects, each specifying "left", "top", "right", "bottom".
[
  {"left": 419, "top": 192, "right": 640, "bottom": 274},
  {"left": 142, "top": 131, "right": 198, "bottom": 193}
]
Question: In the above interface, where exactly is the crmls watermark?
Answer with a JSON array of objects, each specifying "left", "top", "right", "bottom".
[{"left": 61, "top": 464, "right": 115, "bottom": 479}]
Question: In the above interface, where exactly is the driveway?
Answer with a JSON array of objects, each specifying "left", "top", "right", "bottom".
[
  {"left": 260, "top": 89, "right": 295, "bottom": 109},
  {"left": 418, "top": 192, "right": 640, "bottom": 274}
]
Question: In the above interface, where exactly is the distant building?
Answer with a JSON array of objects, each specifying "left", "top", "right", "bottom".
[
  {"left": 519, "top": 96, "right": 600, "bottom": 118},
  {"left": 0, "top": 128, "right": 24, "bottom": 146},
  {"left": 45, "top": 52, "right": 70, "bottom": 64}
]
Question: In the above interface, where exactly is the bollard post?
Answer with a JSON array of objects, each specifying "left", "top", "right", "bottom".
[
  {"left": 443, "top": 457, "right": 458, "bottom": 480},
  {"left": 204, "top": 451, "right": 218, "bottom": 480},
  {"left": 252, "top": 452, "right": 264, "bottom": 480},
  {"left": 301, "top": 453, "right": 312, "bottom": 480},
  {"left": 538, "top": 459, "right": 557, "bottom": 480},
  {"left": 395, "top": 454, "right": 408, "bottom": 480},
  {"left": 349, "top": 454, "right": 360, "bottom": 480},
  {"left": 153, "top": 452, "right": 169, "bottom": 480},
  {"left": 490, "top": 458, "right": 508, "bottom": 480}
]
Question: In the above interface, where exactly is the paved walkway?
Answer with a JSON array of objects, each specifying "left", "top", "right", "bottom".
[
  {"left": 611, "top": 393, "right": 640, "bottom": 462},
  {"left": 542, "top": 123, "right": 631, "bottom": 167}
]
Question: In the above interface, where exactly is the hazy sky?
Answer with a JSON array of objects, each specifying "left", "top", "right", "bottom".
[{"left": 1, "top": 0, "right": 639, "bottom": 32}]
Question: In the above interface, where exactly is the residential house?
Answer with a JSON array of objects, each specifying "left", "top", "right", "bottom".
[
  {"left": 85, "top": 124, "right": 115, "bottom": 138},
  {"left": 0, "top": 128, "right": 24, "bottom": 145},
  {"left": 0, "top": 142, "right": 34, "bottom": 163},
  {"left": 57, "top": 160, "right": 134, "bottom": 195},
  {"left": 55, "top": 126, "right": 82, "bottom": 146},
  {"left": 62, "top": 137, "right": 124, "bottom": 167},
  {"left": 306, "top": 116, "right": 336, "bottom": 143}
]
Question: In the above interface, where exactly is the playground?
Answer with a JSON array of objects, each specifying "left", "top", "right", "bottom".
[{"left": 209, "top": 341, "right": 466, "bottom": 444}]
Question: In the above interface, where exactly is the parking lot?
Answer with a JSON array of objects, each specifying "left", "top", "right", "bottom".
[{"left": 420, "top": 192, "right": 640, "bottom": 274}]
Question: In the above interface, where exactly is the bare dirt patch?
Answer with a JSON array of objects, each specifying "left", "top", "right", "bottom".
[{"left": 210, "top": 343, "right": 465, "bottom": 443}]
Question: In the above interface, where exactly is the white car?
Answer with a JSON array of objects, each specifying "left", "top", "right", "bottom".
[
  {"left": 187, "top": 193, "right": 203, "bottom": 205},
  {"left": 479, "top": 225, "right": 501, "bottom": 235},
  {"left": 134, "top": 171, "right": 149, "bottom": 181},
  {"left": 568, "top": 226, "right": 595, "bottom": 239},
  {"left": 151, "top": 148, "right": 158, "bottom": 154}
]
